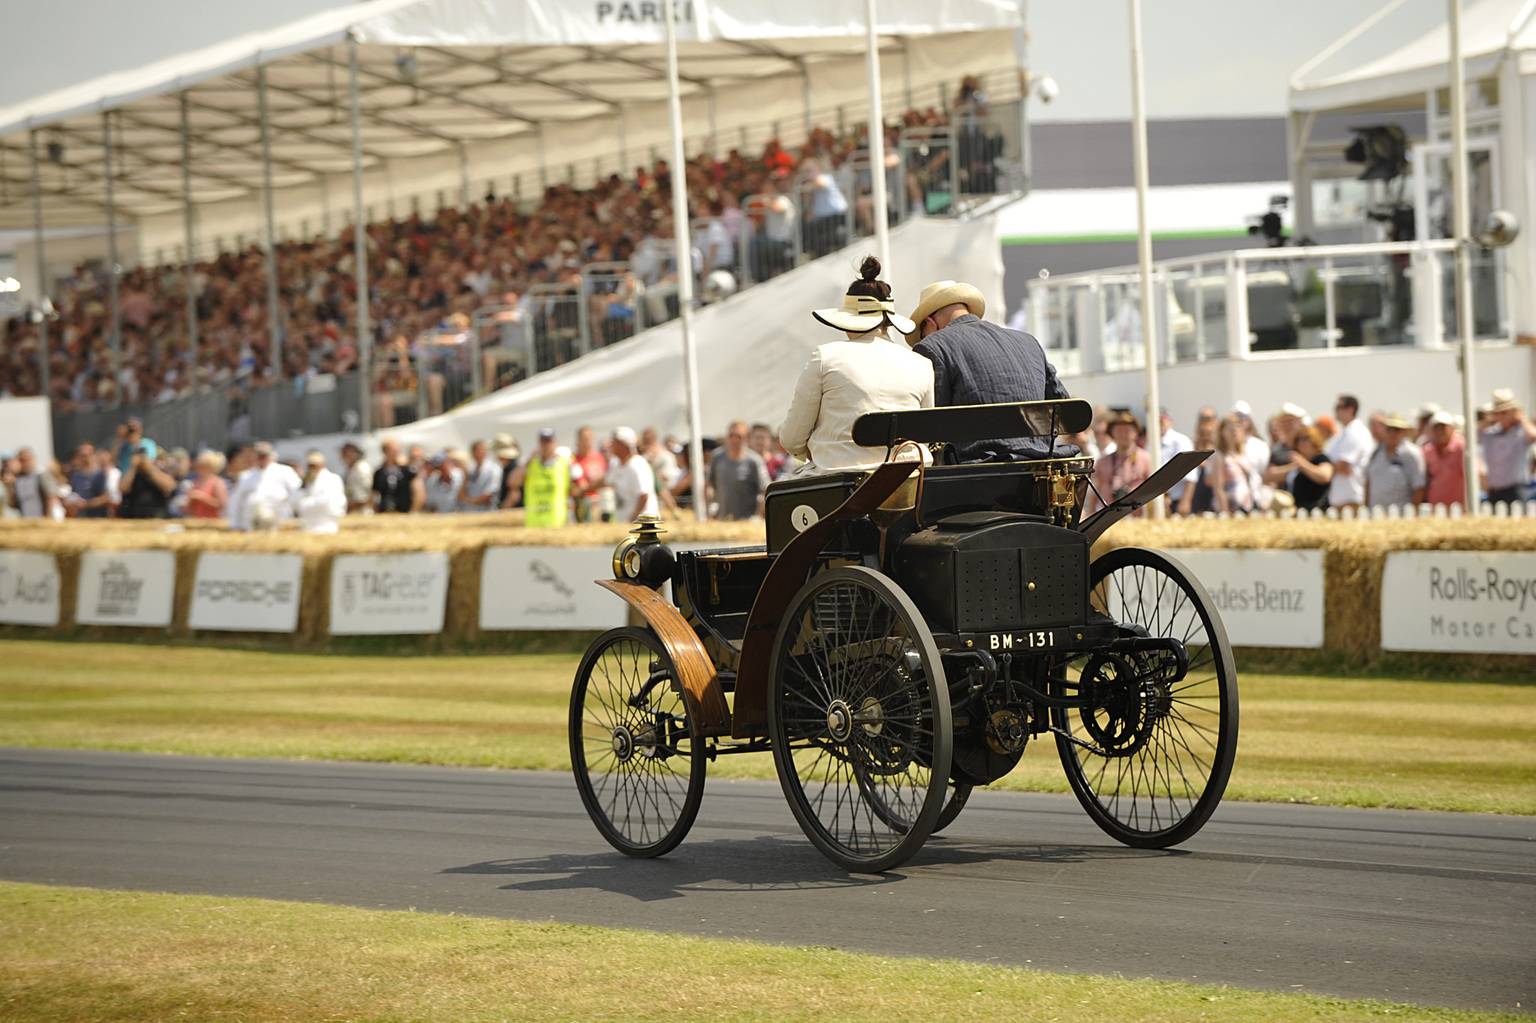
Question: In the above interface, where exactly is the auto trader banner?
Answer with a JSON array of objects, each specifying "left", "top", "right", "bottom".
[{"left": 75, "top": 550, "right": 175, "bottom": 628}]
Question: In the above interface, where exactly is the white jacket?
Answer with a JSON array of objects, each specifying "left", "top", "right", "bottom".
[
  {"left": 293, "top": 468, "right": 347, "bottom": 533},
  {"left": 778, "top": 329, "right": 935, "bottom": 475}
]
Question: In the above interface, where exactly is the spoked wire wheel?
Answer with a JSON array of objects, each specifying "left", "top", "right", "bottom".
[
  {"left": 1051, "top": 548, "right": 1238, "bottom": 848},
  {"left": 767, "top": 566, "right": 951, "bottom": 872},
  {"left": 570, "top": 626, "right": 706, "bottom": 857}
]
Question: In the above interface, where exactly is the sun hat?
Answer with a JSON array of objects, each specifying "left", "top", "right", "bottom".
[
  {"left": 1107, "top": 408, "right": 1142, "bottom": 434},
  {"left": 813, "top": 257, "right": 916, "bottom": 336},
  {"left": 1491, "top": 388, "right": 1521, "bottom": 413},
  {"left": 1278, "top": 402, "right": 1307, "bottom": 420},
  {"left": 1415, "top": 401, "right": 1442, "bottom": 421},
  {"left": 612, "top": 426, "right": 638, "bottom": 448},
  {"left": 1429, "top": 410, "right": 1456, "bottom": 427},
  {"left": 306, "top": 450, "right": 326, "bottom": 466},
  {"left": 1230, "top": 400, "right": 1252, "bottom": 418},
  {"left": 905, "top": 280, "right": 985, "bottom": 333},
  {"left": 1381, "top": 412, "right": 1412, "bottom": 430},
  {"left": 492, "top": 432, "right": 520, "bottom": 460}
]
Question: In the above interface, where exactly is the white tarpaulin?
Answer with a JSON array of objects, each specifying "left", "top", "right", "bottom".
[
  {"left": 384, "top": 211, "right": 1006, "bottom": 450},
  {"left": 0, "top": 0, "right": 1023, "bottom": 243}
]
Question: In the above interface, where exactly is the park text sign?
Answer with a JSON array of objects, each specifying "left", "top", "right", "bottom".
[
  {"left": 1164, "top": 548, "right": 1325, "bottom": 648},
  {"left": 479, "top": 547, "right": 627, "bottom": 630},
  {"left": 1381, "top": 551, "right": 1536, "bottom": 654},
  {"left": 189, "top": 553, "right": 304, "bottom": 632},
  {"left": 76, "top": 550, "right": 175, "bottom": 627},
  {"left": 330, "top": 552, "right": 449, "bottom": 635},
  {"left": 0, "top": 550, "right": 61, "bottom": 626}
]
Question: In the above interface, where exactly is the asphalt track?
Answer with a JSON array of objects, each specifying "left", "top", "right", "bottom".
[{"left": 0, "top": 747, "right": 1531, "bottom": 1013}]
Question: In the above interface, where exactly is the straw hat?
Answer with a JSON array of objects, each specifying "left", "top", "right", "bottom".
[
  {"left": 492, "top": 432, "right": 520, "bottom": 460},
  {"left": 906, "top": 280, "right": 985, "bottom": 333},
  {"left": 813, "top": 293, "right": 916, "bottom": 336},
  {"left": 1491, "top": 388, "right": 1521, "bottom": 413},
  {"left": 1107, "top": 408, "right": 1142, "bottom": 434},
  {"left": 1381, "top": 412, "right": 1412, "bottom": 430}
]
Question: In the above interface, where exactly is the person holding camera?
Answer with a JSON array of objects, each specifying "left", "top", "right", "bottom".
[
  {"left": 110, "top": 417, "right": 157, "bottom": 474},
  {"left": 118, "top": 443, "right": 176, "bottom": 519}
]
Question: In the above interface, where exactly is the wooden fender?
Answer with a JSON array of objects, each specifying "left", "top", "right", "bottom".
[{"left": 596, "top": 579, "right": 733, "bottom": 737}]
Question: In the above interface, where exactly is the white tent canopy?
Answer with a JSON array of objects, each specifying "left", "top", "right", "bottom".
[
  {"left": 1290, "top": 0, "right": 1536, "bottom": 112},
  {"left": 0, "top": 0, "right": 1022, "bottom": 252}
]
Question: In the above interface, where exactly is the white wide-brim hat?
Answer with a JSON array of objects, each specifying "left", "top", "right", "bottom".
[
  {"left": 906, "top": 280, "right": 986, "bottom": 334},
  {"left": 812, "top": 294, "right": 916, "bottom": 336}
]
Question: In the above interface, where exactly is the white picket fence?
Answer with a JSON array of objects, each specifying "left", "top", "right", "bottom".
[{"left": 1186, "top": 500, "right": 1536, "bottom": 521}]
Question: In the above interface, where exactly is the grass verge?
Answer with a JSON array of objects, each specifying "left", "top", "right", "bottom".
[
  {"left": 2, "top": 640, "right": 1533, "bottom": 814},
  {"left": 0, "top": 881, "right": 1516, "bottom": 1023}
]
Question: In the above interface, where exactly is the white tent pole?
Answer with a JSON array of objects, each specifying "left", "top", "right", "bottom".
[
  {"left": 350, "top": 32, "right": 372, "bottom": 436},
  {"left": 180, "top": 92, "right": 200, "bottom": 392},
  {"left": 28, "top": 130, "right": 50, "bottom": 410},
  {"left": 1129, "top": 0, "right": 1163, "bottom": 516},
  {"left": 664, "top": 0, "right": 708, "bottom": 523},
  {"left": 1015, "top": 4, "right": 1032, "bottom": 195},
  {"left": 102, "top": 111, "right": 122, "bottom": 409},
  {"left": 1449, "top": 0, "right": 1478, "bottom": 514},
  {"left": 865, "top": 0, "right": 891, "bottom": 282},
  {"left": 259, "top": 66, "right": 282, "bottom": 382}
]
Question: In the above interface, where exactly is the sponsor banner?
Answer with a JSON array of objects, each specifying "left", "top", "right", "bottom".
[
  {"left": 0, "top": 549, "right": 61, "bottom": 626},
  {"left": 1163, "top": 548, "right": 1325, "bottom": 649},
  {"left": 1381, "top": 551, "right": 1536, "bottom": 654},
  {"left": 330, "top": 552, "right": 449, "bottom": 635},
  {"left": 76, "top": 550, "right": 175, "bottom": 627},
  {"left": 480, "top": 547, "right": 628, "bottom": 631},
  {"left": 189, "top": 553, "right": 304, "bottom": 633}
]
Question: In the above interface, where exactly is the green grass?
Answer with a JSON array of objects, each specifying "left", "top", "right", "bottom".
[
  {"left": 0, "top": 881, "right": 1516, "bottom": 1023},
  {"left": 2, "top": 640, "right": 1534, "bottom": 814}
]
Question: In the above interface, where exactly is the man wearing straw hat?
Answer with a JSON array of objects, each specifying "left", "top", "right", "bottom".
[
  {"left": 905, "top": 279, "right": 1074, "bottom": 464},
  {"left": 1479, "top": 388, "right": 1536, "bottom": 506},
  {"left": 1363, "top": 412, "right": 1425, "bottom": 511}
]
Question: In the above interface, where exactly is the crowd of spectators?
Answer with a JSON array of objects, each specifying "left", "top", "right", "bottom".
[{"left": 0, "top": 85, "right": 992, "bottom": 427}]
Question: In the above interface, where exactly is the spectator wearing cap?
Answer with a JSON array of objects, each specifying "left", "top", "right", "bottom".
[
  {"left": 340, "top": 442, "right": 374, "bottom": 515},
  {"left": 1324, "top": 394, "right": 1372, "bottom": 511},
  {"left": 424, "top": 452, "right": 466, "bottom": 513},
  {"left": 1087, "top": 410, "right": 1151, "bottom": 515},
  {"left": 1364, "top": 413, "right": 1426, "bottom": 510},
  {"left": 293, "top": 450, "right": 347, "bottom": 533},
  {"left": 1479, "top": 388, "right": 1536, "bottom": 505},
  {"left": 457, "top": 439, "right": 504, "bottom": 513},
  {"left": 608, "top": 426, "right": 658, "bottom": 521},
  {"left": 1158, "top": 408, "right": 1195, "bottom": 505},
  {"left": 515, "top": 428, "right": 571, "bottom": 527},
  {"left": 1423, "top": 411, "right": 1468, "bottom": 509},
  {"left": 229, "top": 441, "right": 302, "bottom": 530}
]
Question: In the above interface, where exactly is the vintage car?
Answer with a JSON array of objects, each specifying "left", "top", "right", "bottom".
[{"left": 570, "top": 399, "right": 1235, "bottom": 871}]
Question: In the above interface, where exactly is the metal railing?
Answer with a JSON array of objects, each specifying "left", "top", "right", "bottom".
[{"left": 1027, "top": 238, "right": 1510, "bottom": 376}]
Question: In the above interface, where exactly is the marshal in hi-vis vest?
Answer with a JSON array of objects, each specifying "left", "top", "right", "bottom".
[{"left": 524, "top": 456, "right": 571, "bottom": 527}]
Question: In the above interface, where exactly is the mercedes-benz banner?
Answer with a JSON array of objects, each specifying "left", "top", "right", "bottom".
[{"left": 1162, "top": 548, "right": 1326, "bottom": 649}]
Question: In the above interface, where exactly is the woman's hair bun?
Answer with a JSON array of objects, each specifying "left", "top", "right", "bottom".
[{"left": 858, "top": 255, "right": 881, "bottom": 281}]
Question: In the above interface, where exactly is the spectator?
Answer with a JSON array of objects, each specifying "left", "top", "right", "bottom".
[
  {"left": 1211, "top": 413, "right": 1258, "bottom": 513},
  {"left": 293, "top": 450, "right": 347, "bottom": 533},
  {"left": 1176, "top": 419, "right": 1220, "bottom": 515},
  {"left": 457, "top": 440, "right": 504, "bottom": 513},
  {"left": 118, "top": 443, "right": 176, "bottom": 519},
  {"left": 1423, "top": 411, "right": 1467, "bottom": 509},
  {"left": 1479, "top": 388, "right": 1536, "bottom": 506},
  {"left": 1364, "top": 412, "right": 1426, "bottom": 510},
  {"left": 748, "top": 422, "right": 786, "bottom": 480},
  {"left": 339, "top": 441, "right": 374, "bottom": 514},
  {"left": 799, "top": 158, "right": 849, "bottom": 258},
  {"left": 1231, "top": 401, "right": 1273, "bottom": 510},
  {"left": 184, "top": 451, "right": 229, "bottom": 519},
  {"left": 707, "top": 420, "right": 771, "bottom": 520},
  {"left": 570, "top": 426, "right": 608, "bottom": 522},
  {"left": 493, "top": 433, "right": 522, "bottom": 509},
  {"left": 164, "top": 447, "right": 194, "bottom": 518},
  {"left": 517, "top": 428, "right": 571, "bottom": 527},
  {"left": 9, "top": 447, "right": 62, "bottom": 519},
  {"left": 97, "top": 449, "right": 122, "bottom": 516},
  {"left": 65, "top": 443, "right": 112, "bottom": 519},
  {"left": 229, "top": 441, "right": 301, "bottom": 530},
  {"left": 1087, "top": 411, "right": 1151, "bottom": 515},
  {"left": 1286, "top": 425, "right": 1334, "bottom": 512},
  {"left": 1325, "top": 394, "right": 1372, "bottom": 511},
  {"left": 608, "top": 426, "right": 658, "bottom": 521},
  {"left": 640, "top": 428, "right": 681, "bottom": 514},
  {"left": 373, "top": 438, "right": 424, "bottom": 513},
  {"left": 1158, "top": 407, "right": 1195, "bottom": 505},
  {"left": 423, "top": 453, "right": 465, "bottom": 513},
  {"left": 111, "top": 417, "right": 157, "bottom": 474}
]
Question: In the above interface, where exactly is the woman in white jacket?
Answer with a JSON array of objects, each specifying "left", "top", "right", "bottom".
[{"left": 778, "top": 257, "right": 935, "bottom": 476}]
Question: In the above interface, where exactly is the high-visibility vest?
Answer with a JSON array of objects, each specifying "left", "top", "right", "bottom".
[{"left": 524, "top": 456, "right": 570, "bottom": 527}]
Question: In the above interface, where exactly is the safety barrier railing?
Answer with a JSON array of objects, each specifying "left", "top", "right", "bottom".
[{"left": 1026, "top": 238, "right": 1511, "bottom": 376}]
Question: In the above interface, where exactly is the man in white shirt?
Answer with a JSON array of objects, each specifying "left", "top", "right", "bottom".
[
  {"left": 229, "top": 441, "right": 301, "bottom": 531},
  {"left": 339, "top": 441, "right": 374, "bottom": 515},
  {"left": 292, "top": 450, "right": 348, "bottom": 533},
  {"left": 607, "top": 426, "right": 658, "bottom": 521},
  {"left": 423, "top": 453, "right": 466, "bottom": 513},
  {"left": 457, "top": 439, "right": 504, "bottom": 513},
  {"left": 1324, "top": 394, "right": 1373, "bottom": 510},
  {"left": 1158, "top": 408, "right": 1196, "bottom": 504}
]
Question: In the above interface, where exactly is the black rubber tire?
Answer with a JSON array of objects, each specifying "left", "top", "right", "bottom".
[
  {"left": 931, "top": 782, "right": 973, "bottom": 835},
  {"left": 1052, "top": 547, "right": 1238, "bottom": 849},
  {"left": 767, "top": 566, "right": 952, "bottom": 872},
  {"left": 570, "top": 626, "right": 706, "bottom": 858}
]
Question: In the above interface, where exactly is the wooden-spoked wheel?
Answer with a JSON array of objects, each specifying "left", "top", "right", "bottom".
[
  {"left": 767, "top": 566, "right": 952, "bottom": 872},
  {"left": 1051, "top": 548, "right": 1238, "bottom": 848},
  {"left": 570, "top": 626, "right": 706, "bottom": 858}
]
